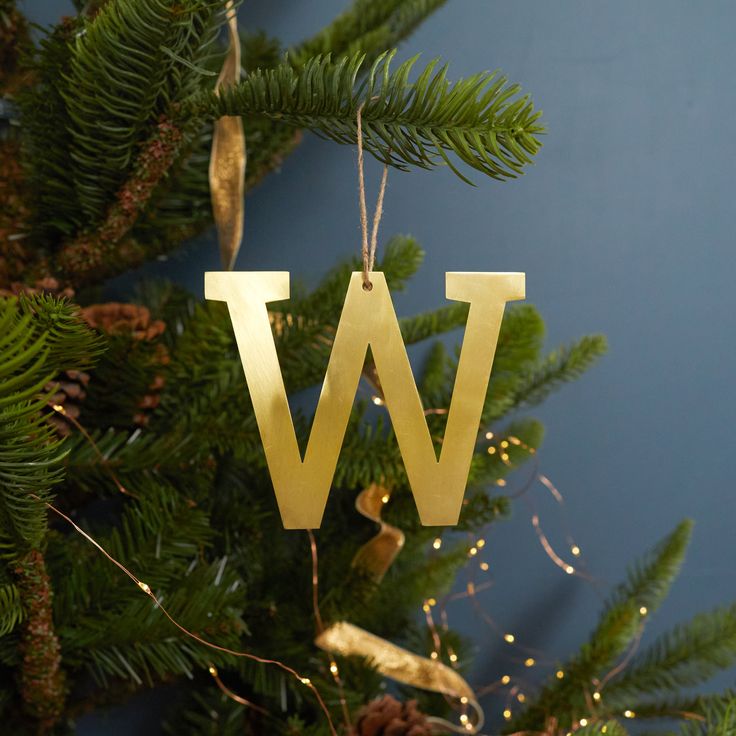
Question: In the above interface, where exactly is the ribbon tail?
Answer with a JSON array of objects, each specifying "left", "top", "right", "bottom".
[
  {"left": 351, "top": 484, "right": 405, "bottom": 582},
  {"left": 315, "top": 621, "right": 475, "bottom": 701}
]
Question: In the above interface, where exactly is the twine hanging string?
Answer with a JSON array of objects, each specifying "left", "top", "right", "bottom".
[{"left": 356, "top": 102, "right": 390, "bottom": 290}]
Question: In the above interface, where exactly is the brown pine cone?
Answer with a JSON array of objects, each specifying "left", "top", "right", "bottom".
[
  {"left": 81, "top": 302, "right": 167, "bottom": 426},
  {"left": 81, "top": 302, "right": 165, "bottom": 341},
  {"left": 352, "top": 695, "right": 433, "bottom": 736},
  {"left": 45, "top": 369, "right": 90, "bottom": 437},
  {"left": 0, "top": 276, "right": 75, "bottom": 300}
]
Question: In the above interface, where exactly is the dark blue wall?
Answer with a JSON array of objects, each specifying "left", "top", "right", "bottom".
[{"left": 19, "top": 1, "right": 736, "bottom": 731}]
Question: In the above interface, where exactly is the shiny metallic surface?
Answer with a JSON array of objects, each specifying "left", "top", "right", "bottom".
[{"left": 206, "top": 271, "right": 524, "bottom": 528}]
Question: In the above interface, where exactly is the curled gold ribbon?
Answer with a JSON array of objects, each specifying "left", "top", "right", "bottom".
[
  {"left": 316, "top": 621, "right": 474, "bottom": 701},
  {"left": 351, "top": 484, "right": 405, "bottom": 582},
  {"left": 315, "top": 487, "right": 484, "bottom": 732},
  {"left": 209, "top": 1, "right": 246, "bottom": 270}
]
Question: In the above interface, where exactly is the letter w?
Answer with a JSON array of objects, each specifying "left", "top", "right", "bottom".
[{"left": 205, "top": 271, "right": 524, "bottom": 529}]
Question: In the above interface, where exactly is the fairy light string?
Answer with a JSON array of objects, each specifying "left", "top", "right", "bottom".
[
  {"left": 49, "top": 403, "right": 138, "bottom": 499},
  {"left": 306, "top": 529, "right": 353, "bottom": 730},
  {"left": 49, "top": 342, "right": 664, "bottom": 732},
  {"left": 35, "top": 495, "right": 338, "bottom": 736}
]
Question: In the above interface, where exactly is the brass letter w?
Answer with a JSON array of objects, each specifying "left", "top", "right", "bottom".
[{"left": 205, "top": 272, "right": 524, "bottom": 529}]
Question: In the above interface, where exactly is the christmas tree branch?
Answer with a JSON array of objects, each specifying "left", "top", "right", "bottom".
[
  {"left": 289, "top": 0, "right": 450, "bottom": 68},
  {"left": 13, "top": 549, "right": 65, "bottom": 730},
  {"left": 54, "top": 116, "right": 185, "bottom": 284},
  {"left": 190, "top": 50, "right": 544, "bottom": 184}
]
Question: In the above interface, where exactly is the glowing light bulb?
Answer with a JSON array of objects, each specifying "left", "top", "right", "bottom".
[
  {"left": 488, "top": 446, "right": 497, "bottom": 455},
  {"left": 503, "top": 709, "right": 512, "bottom": 720},
  {"left": 208, "top": 665, "right": 218, "bottom": 676},
  {"left": 524, "top": 658, "right": 535, "bottom": 667},
  {"left": 639, "top": 606, "right": 648, "bottom": 616},
  {"left": 449, "top": 653, "right": 458, "bottom": 663},
  {"left": 301, "top": 677, "right": 311, "bottom": 686},
  {"left": 330, "top": 662, "right": 339, "bottom": 675},
  {"left": 571, "top": 545, "right": 581, "bottom": 557},
  {"left": 480, "top": 562, "right": 490, "bottom": 571},
  {"left": 137, "top": 581, "right": 151, "bottom": 594},
  {"left": 476, "top": 539, "right": 486, "bottom": 549},
  {"left": 372, "top": 396, "right": 384, "bottom": 406},
  {"left": 579, "top": 718, "right": 588, "bottom": 727},
  {"left": 556, "top": 670, "right": 565, "bottom": 679},
  {"left": 565, "top": 565, "right": 575, "bottom": 575},
  {"left": 501, "top": 675, "right": 511, "bottom": 685},
  {"left": 485, "top": 431, "right": 494, "bottom": 440},
  {"left": 593, "top": 691, "right": 601, "bottom": 702},
  {"left": 469, "top": 546, "right": 478, "bottom": 556},
  {"left": 433, "top": 537, "right": 442, "bottom": 549},
  {"left": 624, "top": 710, "right": 635, "bottom": 719},
  {"left": 504, "top": 633, "right": 515, "bottom": 643}
]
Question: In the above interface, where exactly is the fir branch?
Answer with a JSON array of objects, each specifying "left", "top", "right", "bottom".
[
  {"left": 510, "top": 335, "right": 608, "bottom": 410},
  {"left": 18, "top": 17, "right": 80, "bottom": 242},
  {"left": 0, "top": 582, "right": 23, "bottom": 637},
  {"left": 481, "top": 304, "right": 546, "bottom": 422},
  {"left": 603, "top": 605, "right": 736, "bottom": 698},
  {"left": 678, "top": 694, "right": 736, "bottom": 735},
  {"left": 399, "top": 303, "right": 469, "bottom": 344},
  {"left": 59, "top": 0, "right": 222, "bottom": 227},
  {"left": 0, "top": 296, "right": 102, "bottom": 553},
  {"left": 190, "top": 51, "right": 544, "bottom": 183},
  {"left": 507, "top": 521, "right": 693, "bottom": 733},
  {"left": 56, "top": 116, "right": 185, "bottom": 283},
  {"left": 577, "top": 723, "right": 629, "bottom": 736},
  {"left": 290, "top": 0, "right": 449, "bottom": 68}
]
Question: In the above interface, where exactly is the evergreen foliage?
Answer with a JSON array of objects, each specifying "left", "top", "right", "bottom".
[
  {"left": 1, "top": 1, "right": 733, "bottom": 734},
  {"left": 194, "top": 50, "right": 543, "bottom": 184},
  {"left": 505, "top": 522, "right": 736, "bottom": 735},
  {"left": 15, "top": 0, "right": 542, "bottom": 283},
  {"left": 0, "top": 296, "right": 102, "bottom": 557},
  {"left": 0, "top": 239, "right": 601, "bottom": 731}
]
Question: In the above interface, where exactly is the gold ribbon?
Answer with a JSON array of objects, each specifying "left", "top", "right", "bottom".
[
  {"left": 314, "top": 487, "right": 483, "bottom": 732},
  {"left": 351, "top": 484, "right": 405, "bottom": 582},
  {"left": 316, "top": 621, "right": 474, "bottom": 702},
  {"left": 209, "top": 1, "right": 246, "bottom": 270}
]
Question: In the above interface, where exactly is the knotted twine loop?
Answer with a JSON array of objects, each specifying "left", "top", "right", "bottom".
[{"left": 356, "top": 102, "right": 390, "bottom": 291}]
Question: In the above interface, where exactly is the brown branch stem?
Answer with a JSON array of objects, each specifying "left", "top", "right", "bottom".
[
  {"left": 13, "top": 548, "right": 66, "bottom": 732},
  {"left": 55, "top": 115, "right": 185, "bottom": 283}
]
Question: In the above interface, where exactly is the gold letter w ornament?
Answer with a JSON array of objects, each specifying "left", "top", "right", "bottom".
[{"left": 205, "top": 271, "right": 525, "bottom": 529}]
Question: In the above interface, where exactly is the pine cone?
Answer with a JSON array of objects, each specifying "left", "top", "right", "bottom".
[
  {"left": 0, "top": 276, "right": 75, "bottom": 300},
  {"left": 352, "top": 695, "right": 433, "bottom": 736},
  {"left": 81, "top": 302, "right": 168, "bottom": 426},
  {"left": 45, "top": 369, "right": 90, "bottom": 437},
  {"left": 81, "top": 302, "right": 165, "bottom": 341}
]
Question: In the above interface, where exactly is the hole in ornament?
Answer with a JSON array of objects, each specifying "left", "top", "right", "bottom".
[{"left": 363, "top": 281, "right": 373, "bottom": 292}]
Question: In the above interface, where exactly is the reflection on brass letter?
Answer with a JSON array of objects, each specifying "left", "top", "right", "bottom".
[{"left": 205, "top": 271, "right": 524, "bottom": 528}]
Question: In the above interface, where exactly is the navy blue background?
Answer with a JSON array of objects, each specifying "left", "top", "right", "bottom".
[{"left": 19, "top": 1, "right": 736, "bottom": 731}]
